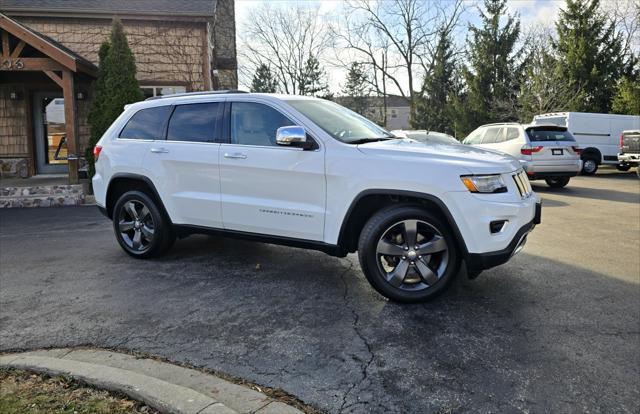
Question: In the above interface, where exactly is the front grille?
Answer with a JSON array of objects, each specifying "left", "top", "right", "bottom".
[{"left": 512, "top": 170, "right": 533, "bottom": 199}]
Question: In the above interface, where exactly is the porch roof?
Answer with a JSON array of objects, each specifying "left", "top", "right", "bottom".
[{"left": 0, "top": 13, "right": 98, "bottom": 77}]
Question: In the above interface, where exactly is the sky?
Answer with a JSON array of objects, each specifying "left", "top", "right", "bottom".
[{"left": 234, "top": 0, "right": 566, "bottom": 94}]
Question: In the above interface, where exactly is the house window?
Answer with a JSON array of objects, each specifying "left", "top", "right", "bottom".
[
  {"left": 390, "top": 109, "right": 397, "bottom": 118},
  {"left": 140, "top": 85, "right": 187, "bottom": 99}
]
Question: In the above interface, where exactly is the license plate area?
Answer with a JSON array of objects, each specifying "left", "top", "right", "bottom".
[{"left": 552, "top": 149, "right": 563, "bottom": 155}]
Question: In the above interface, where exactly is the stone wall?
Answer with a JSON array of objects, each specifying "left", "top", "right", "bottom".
[
  {"left": 17, "top": 17, "right": 210, "bottom": 91},
  {"left": 212, "top": 0, "right": 238, "bottom": 90}
]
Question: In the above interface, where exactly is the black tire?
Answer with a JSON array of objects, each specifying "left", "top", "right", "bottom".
[
  {"left": 545, "top": 177, "right": 570, "bottom": 188},
  {"left": 112, "top": 190, "right": 173, "bottom": 259},
  {"left": 616, "top": 164, "right": 631, "bottom": 171},
  {"left": 357, "top": 205, "right": 461, "bottom": 303},
  {"left": 581, "top": 157, "right": 599, "bottom": 175}
]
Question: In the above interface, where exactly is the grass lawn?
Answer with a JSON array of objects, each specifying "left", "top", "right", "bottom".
[{"left": 0, "top": 368, "right": 157, "bottom": 414}]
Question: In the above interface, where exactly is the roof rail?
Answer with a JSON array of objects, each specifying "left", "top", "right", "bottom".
[{"left": 145, "top": 90, "right": 249, "bottom": 101}]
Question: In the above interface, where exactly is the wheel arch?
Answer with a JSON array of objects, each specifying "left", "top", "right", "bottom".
[
  {"left": 337, "top": 189, "right": 470, "bottom": 259},
  {"left": 581, "top": 147, "right": 602, "bottom": 163},
  {"left": 105, "top": 173, "right": 171, "bottom": 223}
]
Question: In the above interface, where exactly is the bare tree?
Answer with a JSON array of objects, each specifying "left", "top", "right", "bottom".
[
  {"left": 238, "top": 4, "right": 332, "bottom": 94},
  {"left": 331, "top": 0, "right": 465, "bottom": 120},
  {"left": 601, "top": 0, "right": 639, "bottom": 58}
]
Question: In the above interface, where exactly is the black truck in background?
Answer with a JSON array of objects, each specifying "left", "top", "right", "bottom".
[{"left": 618, "top": 130, "right": 640, "bottom": 178}]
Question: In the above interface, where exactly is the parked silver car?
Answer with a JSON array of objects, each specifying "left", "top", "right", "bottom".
[
  {"left": 392, "top": 129, "right": 460, "bottom": 145},
  {"left": 463, "top": 123, "right": 582, "bottom": 188}
]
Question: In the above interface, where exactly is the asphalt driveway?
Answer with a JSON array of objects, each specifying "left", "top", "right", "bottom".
[{"left": 1, "top": 169, "right": 639, "bottom": 413}]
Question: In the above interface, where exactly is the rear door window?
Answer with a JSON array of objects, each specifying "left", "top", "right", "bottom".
[
  {"left": 167, "top": 102, "right": 221, "bottom": 143},
  {"left": 505, "top": 127, "right": 520, "bottom": 141},
  {"left": 526, "top": 128, "right": 575, "bottom": 142},
  {"left": 119, "top": 106, "right": 171, "bottom": 140},
  {"left": 481, "top": 127, "right": 504, "bottom": 144}
]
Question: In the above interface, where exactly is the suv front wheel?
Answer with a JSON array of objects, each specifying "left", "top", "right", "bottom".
[
  {"left": 112, "top": 191, "right": 174, "bottom": 258},
  {"left": 358, "top": 205, "right": 461, "bottom": 303}
]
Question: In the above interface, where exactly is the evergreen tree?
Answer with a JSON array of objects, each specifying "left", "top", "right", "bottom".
[
  {"left": 459, "top": 0, "right": 521, "bottom": 135},
  {"left": 517, "top": 36, "right": 583, "bottom": 122},
  {"left": 341, "top": 62, "right": 370, "bottom": 115},
  {"left": 86, "top": 19, "right": 144, "bottom": 176},
  {"left": 86, "top": 19, "right": 143, "bottom": 178},
  {"left": 553, "top": 0, "right": 625, "bottom": 112},
  {"left": 611, "top": 76, "right": 640, "bottom": 115},
  {"left": 298, "top": 56, "right": 328, "bottom": 96},
  {"left": 250, "top": 63, "right": 278, "bottom": 93},
  {"left": 86, "top": 41, "right": 110, "bottom": 178},
  {"left": 413, "top": 28, "right": 457, "bottom": 135}
]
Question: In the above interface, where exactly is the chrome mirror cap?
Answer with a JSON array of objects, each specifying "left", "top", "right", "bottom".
[{"left": 276, "top": 126, "right": 307, "bottom": 146}]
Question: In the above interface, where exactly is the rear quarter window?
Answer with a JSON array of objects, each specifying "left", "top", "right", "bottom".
[
  {"left": 526, "top": 128, "right": 575, "bottom": 142},
  {"left": 119, "top": 106, "right": 172, "bottom": 140}
]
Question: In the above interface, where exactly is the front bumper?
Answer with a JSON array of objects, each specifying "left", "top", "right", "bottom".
[
  {"left": 618, "top": 153, "right": 640, "bottom": 165},
  {"left": 467, "top": 201, "right": 541, "bottom": 271}
]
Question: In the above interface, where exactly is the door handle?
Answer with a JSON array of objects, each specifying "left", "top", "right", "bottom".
[
  {"left": 150, "top": 147, "right": 169, "bottom": 154},
  {"left": 224, "top": 152, "right": 247, "bottom": 159}
]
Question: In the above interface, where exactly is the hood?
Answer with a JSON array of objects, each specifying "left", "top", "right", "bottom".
[{"left": 357, "top": 139, "right": 521, "bottom": 174}]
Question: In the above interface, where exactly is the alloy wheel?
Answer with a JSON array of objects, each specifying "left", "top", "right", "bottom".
[
  {"left": 118, "top": 200, "right": 155, "bottom": 253},
  {"left": 583, "top": 159, "right": 597, "bottom": 174},
  {"left": 375, "top": 219, "right": 449, "bottom": 291}
]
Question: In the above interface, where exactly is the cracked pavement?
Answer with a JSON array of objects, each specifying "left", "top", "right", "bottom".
[{"left": 1, "top": 170, "right": 639, "bottom": 413}]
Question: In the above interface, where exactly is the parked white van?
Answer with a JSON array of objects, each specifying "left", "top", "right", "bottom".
[{"left": 532, "top": 112, "right": 640, "bottom": 175}]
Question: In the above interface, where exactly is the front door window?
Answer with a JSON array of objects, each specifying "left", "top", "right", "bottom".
[{"left": 43, "top": 98, "right": 68, "bottom": 165}]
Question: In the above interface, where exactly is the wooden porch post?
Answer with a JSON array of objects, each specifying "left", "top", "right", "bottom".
[{"left": 62, "top": 69, "right": 79, "bottom": 184}]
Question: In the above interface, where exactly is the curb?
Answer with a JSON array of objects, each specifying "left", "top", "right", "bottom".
[{"left": 0, "top": 349, "right": 303, "bottom": 414}]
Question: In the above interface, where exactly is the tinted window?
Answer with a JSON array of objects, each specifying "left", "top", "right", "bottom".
[
  {"left": 505, "top": 127, "right": 520, "bottom": 141},
  {"left": 167, "top": 103, "right": 220, "bottom": 143},
  {"left": 231, "top": 102, "right": 294, "bottom": 146},
  {"left": 526, "top": 128, "right": 575, "bottom": 142},
  {"left": 120, "top": 106, "right": 171, "bottom": 140},
  {"left": 482, "top": 127, "right": 503, "bottom": 144}
]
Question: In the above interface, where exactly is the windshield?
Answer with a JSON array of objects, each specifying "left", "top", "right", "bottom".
[
  {"left": 526, "top": 127, "right": 575, "bottom": 142},
  {"left": 284, "top": 99, "right": 394, "bottom": 143}
]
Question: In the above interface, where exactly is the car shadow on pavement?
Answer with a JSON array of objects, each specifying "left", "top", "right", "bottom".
[
  {"left": 1, "top": 231, "right": 639, "bottom": 413},
  {"left": 532, "top": 197, "right": 568, "bottom": 208},
  {"left": 531, "top": 184, "right": 639, "bottom": 204}
]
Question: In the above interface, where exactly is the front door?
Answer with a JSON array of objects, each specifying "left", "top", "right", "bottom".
[
  {"left": 219, "top": 101, "right": 326, "bottom": 241},
  {"left": 33, "top": 92, "right": 68, "bottom": 174}
]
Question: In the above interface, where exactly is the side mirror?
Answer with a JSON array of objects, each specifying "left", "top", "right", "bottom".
[{"left": 276, "top": 126, "right": 307, "bottom": 147}]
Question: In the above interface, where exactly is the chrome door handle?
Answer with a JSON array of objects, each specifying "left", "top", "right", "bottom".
[
  {"left": 224, "top": 152, "right": 247, "bottom": 159},
  {"left": 150, "top": 147, "right": 169, "bottom": 154}
]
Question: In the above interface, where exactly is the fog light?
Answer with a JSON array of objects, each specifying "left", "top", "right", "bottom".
[{"left": 490, "top": 220, "right": 507, "bottom": 234}]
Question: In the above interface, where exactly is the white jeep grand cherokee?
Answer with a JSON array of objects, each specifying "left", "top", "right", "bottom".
[{"left": 93, "top": 91, "right": 541, "bottom": 303}]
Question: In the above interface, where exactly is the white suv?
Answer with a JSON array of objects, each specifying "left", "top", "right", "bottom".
[
  {"left": 92, "top": 92, "right": 541, "bottom": 303},
  {"left": 463, "top": 123, "right": 582, "bottom": 188}
]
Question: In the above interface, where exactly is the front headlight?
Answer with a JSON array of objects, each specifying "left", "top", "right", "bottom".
[{"left": 460, "top": 174, "right": 507, "bottom": 193}]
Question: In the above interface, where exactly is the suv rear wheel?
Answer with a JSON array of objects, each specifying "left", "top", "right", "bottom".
[
  {"left": 358, "top": 205, "right": 460, "bottom": 303},
  {"left": 545, "top": 177, "right": 570, "bottom": 188},
  {"left": 112, "top": 191, "right": 174, "bottom": 258}
]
